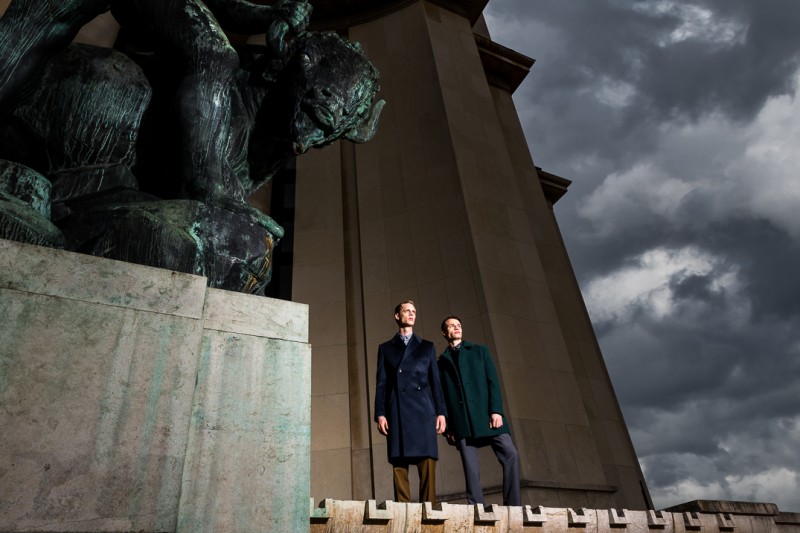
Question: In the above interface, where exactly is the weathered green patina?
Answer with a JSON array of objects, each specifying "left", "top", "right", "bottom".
[{"left": 0, "top": 0, "right": 384, "bottom": 294}]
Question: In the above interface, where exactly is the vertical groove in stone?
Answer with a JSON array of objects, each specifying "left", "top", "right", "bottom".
[{"left": 340, "top": 139, "right": 375, "bottom": 499}]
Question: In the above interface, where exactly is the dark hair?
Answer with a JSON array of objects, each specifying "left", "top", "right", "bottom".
[
  {"left": 394, "top": 300, "right": 415, "bottom": 315},
  {"left": 440, "top": 315, "right": 462, "bottom": 332}
]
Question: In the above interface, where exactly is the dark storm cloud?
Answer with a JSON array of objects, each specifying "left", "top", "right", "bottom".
[
  {"left": 626, "top": 3, "right": 800, "bottom": 123},
  {"left": 484, "top": 0, "right": 800, "bottom": 510},
  {"left": 488, "top": 0, "right": 800, "bottom": 172},
  {"left": 699, "top": 220, "right": 800, "bottom": 320}
]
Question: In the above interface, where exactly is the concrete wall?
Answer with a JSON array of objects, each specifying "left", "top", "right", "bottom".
[{"left": 0, "top": 238, "right": 311, "bottom": 533}]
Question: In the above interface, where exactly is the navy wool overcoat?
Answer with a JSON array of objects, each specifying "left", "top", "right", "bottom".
[{"left": 374, "top": 333, "right": 448, "bottom": 462}]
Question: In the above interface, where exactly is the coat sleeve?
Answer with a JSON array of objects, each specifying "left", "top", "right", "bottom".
[
  {"left": 482, "top": 345, "right": 504, "bottom": 416},
  {"left": 428, "top": 345, "right": 448, "bottom": 418},
  {"left": 374, "top": 346, "right": 386, "bottom": 421}
]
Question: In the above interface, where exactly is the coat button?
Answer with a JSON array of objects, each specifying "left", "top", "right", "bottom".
[{"left": 399, "top": 369, "right": 403, "bottom": 373}]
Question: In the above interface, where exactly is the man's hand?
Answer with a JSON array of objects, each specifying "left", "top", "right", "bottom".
[
  {"left": 490, "top": 413, "right": 503, "bottom": 429},
  {"left": 443, "top": 430, "right": 457, "bottom": 447},
  {"left": 377, "top": 416, "right": 389, "bottom": 435},
  {"left": 436, "top": 415, "right": 446, "bottom": 435}
]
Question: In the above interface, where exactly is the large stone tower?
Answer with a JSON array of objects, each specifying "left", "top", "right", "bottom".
[{"left": 295, "top": 0, "right": 651, "bottom": 509}]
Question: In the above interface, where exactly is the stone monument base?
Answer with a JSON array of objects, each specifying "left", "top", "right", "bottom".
[{"left": 0, "top": 238, "right": 310, "bottom": 533}]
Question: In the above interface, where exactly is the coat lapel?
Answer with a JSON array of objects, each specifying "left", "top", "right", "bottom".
[{"left": 441, "top": 340, "right": 470, "bottom": 372}]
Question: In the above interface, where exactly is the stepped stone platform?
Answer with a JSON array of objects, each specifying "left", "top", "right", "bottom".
[{"left": 310, "top": 499, "right": 800, "bottom": 532}]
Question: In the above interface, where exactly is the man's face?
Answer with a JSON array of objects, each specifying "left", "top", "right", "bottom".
[
  {"left": 442, "top": 319, "right": 462, "bottom": 343},
  {"left": 395, "top": 303, "right": 416, "bottom": 328}
]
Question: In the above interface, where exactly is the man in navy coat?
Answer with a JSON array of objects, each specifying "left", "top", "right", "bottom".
[
  {"left": 438, "top": 315, "right": 521, "bottom": 506},
  {"left": 374, "top": 300, "right": 447, "bottom": 503}
]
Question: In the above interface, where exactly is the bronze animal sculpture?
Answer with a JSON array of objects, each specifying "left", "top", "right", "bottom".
[{"left": 0, "top": 14, "right": 383, "bottom": 294}]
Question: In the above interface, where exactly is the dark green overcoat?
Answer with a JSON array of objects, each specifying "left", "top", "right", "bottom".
[{"left": 438, "top": 341, "right": 509, "bottom": 441}]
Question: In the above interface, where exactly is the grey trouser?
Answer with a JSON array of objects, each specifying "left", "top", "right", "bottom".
[{"left": 456, "top": 433, "right": 521, "bottom": 506}]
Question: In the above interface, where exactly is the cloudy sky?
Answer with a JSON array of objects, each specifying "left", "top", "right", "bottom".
[{"left": 483, "top": 0, "right": 800, "bottom": 512}]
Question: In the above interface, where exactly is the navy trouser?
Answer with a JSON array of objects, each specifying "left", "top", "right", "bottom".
[{"left": 456, "top": 433, "right": 521, "bottom": 506}]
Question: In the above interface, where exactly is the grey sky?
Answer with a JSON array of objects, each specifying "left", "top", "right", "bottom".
[{"left": 483, "top": 0, "right": 800, "bottom": 511}]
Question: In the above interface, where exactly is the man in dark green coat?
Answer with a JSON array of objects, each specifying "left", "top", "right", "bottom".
[{"left": 438, "top": 315, "right": 520, "bottom": 506}]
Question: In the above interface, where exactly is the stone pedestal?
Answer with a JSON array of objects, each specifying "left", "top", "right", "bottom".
[{"left": 0, "top": 238, "right": 310, "bottom": 533}]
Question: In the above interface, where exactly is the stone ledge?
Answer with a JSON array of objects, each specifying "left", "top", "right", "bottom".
[
  {"left": 664, "top": 499, "right": 780, "bottom": 516},
  {"left": 776, "top": 512, "right": 800, "bottom": 525},
  {"left": 439, "top": 478, "right": 617, "bottom": 503},
  {"left": 310, "top": 499, "right": 800, "bottom": 532},
  {"left": 0, "top": 237, "right": 207, "bottom": 318}
]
